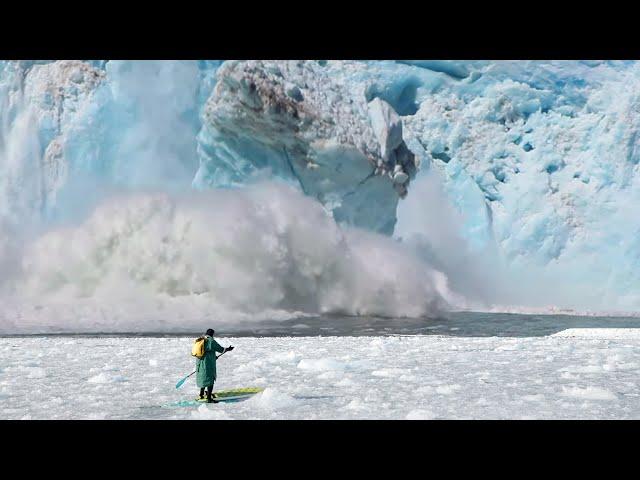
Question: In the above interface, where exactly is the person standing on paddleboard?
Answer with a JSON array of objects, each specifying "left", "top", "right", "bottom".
[{"left": 197, "top": 329, "right": 234, "bottom": 403}]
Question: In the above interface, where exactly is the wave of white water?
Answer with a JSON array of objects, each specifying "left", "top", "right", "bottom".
[{"left": 0, "top": 182, "right": 453, "bottom": 333}]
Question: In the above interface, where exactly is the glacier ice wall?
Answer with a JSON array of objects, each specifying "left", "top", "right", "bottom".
[
  {"left": 2, "top": 59, "right": 640, "bottom": 330},
  {"left": 0, "top": 61, "right": 104, "bottom": 227},
  {"left": 394, "top": 60, "right": 640, "bottom": 311},
  {"left": 0, "top": 60, "right": 221, "bottom": 226},
  {"left": 196, "top": 60, "right": 418, "bottom": 234}
]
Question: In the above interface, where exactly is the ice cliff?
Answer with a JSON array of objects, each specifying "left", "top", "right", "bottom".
[
  {"left": 0, "top": 61, "right": 105, "bottom": 225},
  {"left": 196, "top": 60, "right": 417, "bottom": 234},
  {"left": 2, "top": 59, "right": 640, "bottom": 321}
]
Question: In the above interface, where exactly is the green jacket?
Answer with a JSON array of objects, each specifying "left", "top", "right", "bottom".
[{"left": 196, "top": 336, "right": 225, "bottom": 387}]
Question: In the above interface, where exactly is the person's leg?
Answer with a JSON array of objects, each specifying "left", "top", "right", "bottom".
[
  {"left": 206, "top": 385, "right": 214, "bottom": 402},
  {"left": 199, "top": 388, "right": 205, "bottom": 399}
]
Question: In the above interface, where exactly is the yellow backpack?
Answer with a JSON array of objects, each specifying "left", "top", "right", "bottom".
[{"left": 192, "top": 337, "right": 206, "bottom": 359}]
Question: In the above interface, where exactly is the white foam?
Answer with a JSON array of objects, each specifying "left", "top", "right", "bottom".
[{"left": 0, "top": 183, "right": 451, "bottom": 333}]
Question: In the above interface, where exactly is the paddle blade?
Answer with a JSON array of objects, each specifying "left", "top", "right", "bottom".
[
  {"left": 175, "top": 370, "right": 196, "bottom": 389},
  {"left": 175, "top": 376, "right": 188, "bottom": 389}
]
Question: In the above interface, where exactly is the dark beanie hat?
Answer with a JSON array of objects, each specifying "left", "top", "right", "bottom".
[{"left": 206, "top": 329, "right": 215, "bottom": 336}]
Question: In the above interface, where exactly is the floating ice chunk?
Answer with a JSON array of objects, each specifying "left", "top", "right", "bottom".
[
  {"left": 553, "top": 329, "right": 640, "bottom": 340},
  {"left": 559, "top": 365, "right": 602, "bottom": 374},
  {"left": 371, "top": 368, "right": 408, "bottom": 377},
  {"left": 190, "top": 405, "right": 231, "bottom": 420},
  {"left": 345, "top": 398, "right": 367, "bottom": 410},
  {"left": 316, "top": 369, "right": 344, "bottom": 380},
  {"left": 606, "top": 362, "right": 638, "bottom": 371},
  {"left": 87, "top": 373, "right": 109, "bottom": 384},
  {"left": 335, "top": 377, "right": 356, "bottom": 387},
  {"left": 416, "top": 385, "right": 435, "bottom": 394},
  {"left": 87, "top": 372, "right": 127, "bottom": 384},
  {"left": 247, "top": 388, "right": 296, "bottom": 410},
  {"left": 494, "top": 342, "right": 524, "bottom": 352},
  {"left": 406, "top": 409, "right": 436, "bottom": 420},
  {"left": 25, "top": 367, "right": 46, "bottom": 379},
  {"left": 435, "top": 384, "right": 462, "bottom": 395},
  {"left": 522, "top": 394, "right": 546, "bottom": 402},
  {"left": 297, "top": 358, "right": 346, "bottom": 372},
  {"left": 560, "top": 386, "right": 617, "bottom": 401},
  {"left": 87, "top": 412, "right": 108, "bottom": 420},
  {"left": 269, "top": 351, "right": 302, "bottom": 363}
]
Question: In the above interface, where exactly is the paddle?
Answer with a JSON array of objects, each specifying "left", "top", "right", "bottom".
[
  {"left": 175, "top": 371, "right": 195, "bottom": 389},
  {"left": 175, "top": 349, "right": 231, "bottom": 389}
]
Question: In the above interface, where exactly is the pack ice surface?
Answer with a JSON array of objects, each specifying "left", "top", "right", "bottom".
[{"left": 2, "top": 330, "right": 640, "bottom": 420}]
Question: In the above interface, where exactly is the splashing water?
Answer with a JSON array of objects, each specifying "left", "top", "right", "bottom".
[{"left": 0, "top": 183, "right": 453, "bottom": 333}]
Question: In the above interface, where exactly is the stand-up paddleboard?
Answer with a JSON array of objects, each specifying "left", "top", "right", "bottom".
[{"left": 165, "top": 387, "right": 264, "bottom": 407}]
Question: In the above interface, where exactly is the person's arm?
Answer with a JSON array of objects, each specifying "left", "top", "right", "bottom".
[{"left": 210, "top": 338, "right": 225, "bottom": 354}]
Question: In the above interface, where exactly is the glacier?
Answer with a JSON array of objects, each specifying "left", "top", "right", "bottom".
[
  {"left": 196, "top": 60, "right": 418, "bottom": 234},
  {"left": 2, "top": 59, "right": 640, "bottom": 331}
]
